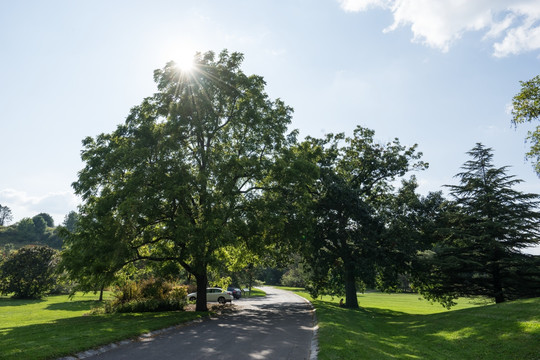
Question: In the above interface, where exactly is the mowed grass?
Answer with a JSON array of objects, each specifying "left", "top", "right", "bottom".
[
  {"left": 280, "top": 287, "right": 539, "bottom": 360},
  {"left": 0, "top": 293, "right": 207, "bottom": 360},
  {"left": 246, "top": 287, "right": 266, "bottom": 298}
]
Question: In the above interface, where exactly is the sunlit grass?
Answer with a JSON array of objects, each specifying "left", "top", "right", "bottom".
[
  {"left": 278, "top": 287, "right": 539, "bottom": 360},
  {"left": 0, "top": 293, "right": 206, "bottom": 360},
  {"left": 246, "top": 287, "right": 266, "bottom": 298}
]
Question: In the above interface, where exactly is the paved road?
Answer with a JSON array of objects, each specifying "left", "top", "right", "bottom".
[{"left": 83, "top": 287, "right": 316, "bottom": 360}]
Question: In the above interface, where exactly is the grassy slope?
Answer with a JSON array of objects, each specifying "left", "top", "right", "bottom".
[
  {"left": 280, "top": 288, "right": 539, "bottom": 360},
  {"left": 0, "top": 293, "right": 206, "bottom": 360}
]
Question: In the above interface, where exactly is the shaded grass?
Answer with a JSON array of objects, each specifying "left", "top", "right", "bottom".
[
  {"left": 279, "top": 288, "right": 539, "bottom": 360},
  {"left": 0, "top": 293, "right": 206, "bottom": 360}
]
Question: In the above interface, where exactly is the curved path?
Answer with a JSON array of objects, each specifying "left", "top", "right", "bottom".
[{"left": 84, "top": 286, "right": 316, "bottom": 360}]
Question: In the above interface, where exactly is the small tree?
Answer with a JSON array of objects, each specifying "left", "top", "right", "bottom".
[
  {"left": 62, "top": 211, "right": 79, "bottom": 232},
  {"left": 415, "top": 144, "right": 540, "bottom": 306},
  {"left": 0, "top": 204, "right": 13, "bottom": 226},
  {"left": 32, "top": 215, "right": 47, "bottom": 235},
  {"left": 58, "top": 216, "right": 124, "bottom": 301},
  {"left": 17, "top": 218, "right": 37, "bottom": 242},
  {"left": 0, "top": 245, "right": 58, "bottom": 299},
  {"left": 36, "top": 213, "right": 54, "bottom": 227}
]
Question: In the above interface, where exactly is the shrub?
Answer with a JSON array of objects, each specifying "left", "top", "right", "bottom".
[
  {"left": 0, "top": 245, "right": 58, "bottom": 299},
  {"left": 140, "top": 278, "right": 172, "bottom": 301},
  {"left": 169, "top": 285, "right": 188, "bottom": 301},
  {"left": 106, "top": 279, "right": 188, "bottom": 313},
  {"left": 113, "top": 281, "right": 141, "bottom": 303}
]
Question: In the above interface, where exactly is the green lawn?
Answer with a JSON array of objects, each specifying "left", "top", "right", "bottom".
[
  {"left": 245, "top": 287, "right": 266, "bottom": 298},
  {"left": 0, "top": 293, "right": 206, "bottom": 360},
  {"left": 280, "top": 287, "right": 540, "bottom": 360},
  {"left": 2, "top": 288, "right": 537, "bottom": 360}
]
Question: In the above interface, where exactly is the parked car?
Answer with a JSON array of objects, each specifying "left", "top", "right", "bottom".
[
  {"left": 187, "top": 287, "right": 233, "bottom": 304},
  {"left": 227, "top": 286, "right": 242, "bottom": 299}
]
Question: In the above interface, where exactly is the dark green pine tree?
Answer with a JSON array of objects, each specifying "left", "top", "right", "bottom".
[{"left": 421, "top": 143, "right": 540, "bottom": 305}]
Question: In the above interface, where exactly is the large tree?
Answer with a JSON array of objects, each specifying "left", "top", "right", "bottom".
[
  {"left": 64, "top": 50, "right": 293, "bottom": 311},
  {"left": 511, "top": 74, "right": 540, "bottom": 176},
  {"left": 302, "top": 127, "right": 427, "bottom": 308},
  {"left": 415, "top": 144, "right": 540, "bottom": 306}
]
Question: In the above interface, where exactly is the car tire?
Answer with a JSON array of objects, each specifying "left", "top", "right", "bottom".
[
  {"left": 189, "top": 296, "right": 196, "bottom": 302},
  {"left": 218, "top": 296, "right": 226, "bottom": 304}
]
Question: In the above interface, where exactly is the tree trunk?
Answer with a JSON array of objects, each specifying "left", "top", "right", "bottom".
[
  {"left": 99, "top": 284, "right": 104, "bottom": 302},
  {"left": 344, "top": 260, "right": 359, "bottom": 309},
  {"left": 492, "top": 262, "right": 505, "bottom": 304},
  {"left": 195, "top": 272, "right": 208, "bottom": 312}
]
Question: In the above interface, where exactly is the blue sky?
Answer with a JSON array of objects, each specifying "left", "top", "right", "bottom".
[{"left": 1, "top": 1, "right": 540, "bottom": 253}]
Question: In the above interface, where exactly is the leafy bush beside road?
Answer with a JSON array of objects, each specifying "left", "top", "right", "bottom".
[{"left": 101, "top": 278, "right": 188, "bottom": 313}]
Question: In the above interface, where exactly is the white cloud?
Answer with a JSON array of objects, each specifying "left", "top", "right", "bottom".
[
  {"left": 493, "top": 19, "right": 540, "bottom": 57},
  {"left": 0, "top": 189, "right": 79, "bottom": 226},
  {"left": 337, "top": 0, "right": 540, "bottom": 56}
]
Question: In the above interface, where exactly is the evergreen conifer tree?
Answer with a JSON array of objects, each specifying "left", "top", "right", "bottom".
[{"left": 416, "top": 143, "right": 540, "bottom": 306}]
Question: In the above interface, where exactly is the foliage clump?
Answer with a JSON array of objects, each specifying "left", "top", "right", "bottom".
[
  {"left": 511, "top": 74, "right": 540, "bottom": 176},
  {"left": 101, "top": 278, "right": 188, "bottom": 313}
]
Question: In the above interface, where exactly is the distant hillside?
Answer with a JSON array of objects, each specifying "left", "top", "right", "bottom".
[{"left": 0, "top": 225, "right": 62, "bottom": 250}]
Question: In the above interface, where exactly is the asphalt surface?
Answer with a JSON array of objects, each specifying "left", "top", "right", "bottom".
[{"left": 80, "top": 286, "right": 316, "bottom": 360}]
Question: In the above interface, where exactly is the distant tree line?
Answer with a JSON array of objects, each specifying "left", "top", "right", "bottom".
[{"left": 0, "top": 210, "right": 64, "bottom": 250}]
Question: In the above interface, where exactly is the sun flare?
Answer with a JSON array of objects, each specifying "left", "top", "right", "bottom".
[{"left": 174, "top": 51, "right": 195, "bottom": 72}]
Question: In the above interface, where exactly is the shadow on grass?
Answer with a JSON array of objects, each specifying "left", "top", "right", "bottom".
[
  {"left": 0, "top": 297, "right": 45, "bottom": 307},
  {"left": 313, "top": 299, "right": 539, "bottom": 360},
  {"left": 0, "top": 310, "right": 207, "bottom": 360},
  {"left": 46, "top": 300, "right": 102, "bottom": 311}
]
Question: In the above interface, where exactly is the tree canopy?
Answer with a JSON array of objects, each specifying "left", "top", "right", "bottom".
[{"left": 64, "top": 50, "right": 294, "bottom": 311}]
